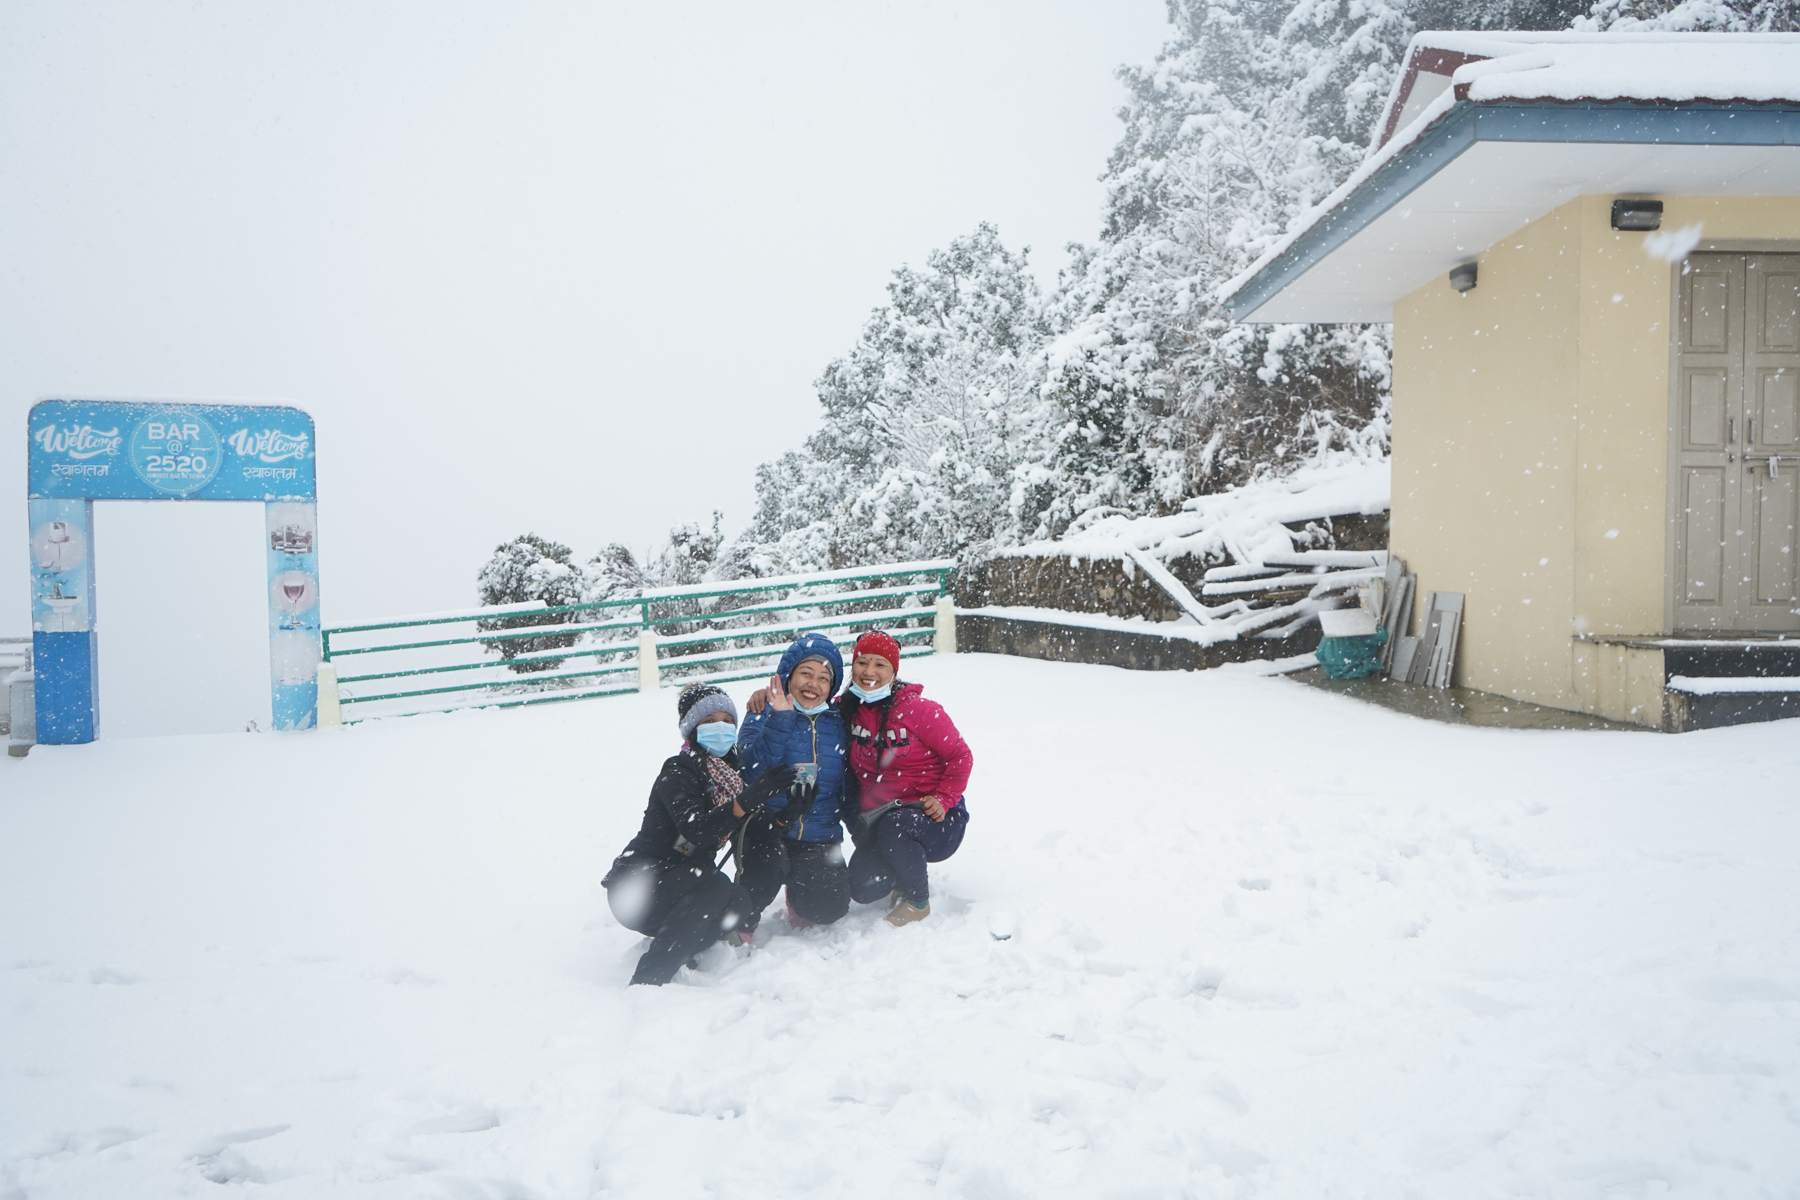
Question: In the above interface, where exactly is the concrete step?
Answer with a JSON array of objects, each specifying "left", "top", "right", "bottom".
[
  {"left": 1664, "top": 642, "right": 1800, "bottom": 680},
  {"left": 1665, "top": 674, "right": 1800, "bottom": 732}
]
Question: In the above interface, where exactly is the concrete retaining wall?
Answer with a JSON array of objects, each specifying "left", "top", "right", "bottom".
[{"left": 957, "top": 612, "right": 1321, "bottom": 673}]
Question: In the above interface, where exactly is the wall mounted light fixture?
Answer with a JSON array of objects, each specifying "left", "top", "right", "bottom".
[
  {"left": 1449, "top": 262, "right": 1477, "bottom": 293},
  {"left": 1611, "top": 199, "right": 1663, "bottom": 231}
]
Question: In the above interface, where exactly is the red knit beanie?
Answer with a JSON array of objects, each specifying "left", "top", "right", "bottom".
[{"left": 853, "top": 629, "right": 901, "bottom": 670}]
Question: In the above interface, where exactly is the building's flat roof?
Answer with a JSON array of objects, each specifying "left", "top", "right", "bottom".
[{"left": 1222, "top": 34, "right": 1800, "bottom": 324}]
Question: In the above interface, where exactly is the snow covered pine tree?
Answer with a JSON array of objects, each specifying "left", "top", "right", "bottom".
[
  {"left": 1038, "top": 0, "right": 1418, "bottom": 533},
  {"left": 738, "top": 223, "right": 1051, "bottom": 572}
]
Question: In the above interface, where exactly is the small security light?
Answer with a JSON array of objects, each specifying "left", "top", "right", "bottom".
[
  {"left": 1449, "top": 261, "right": 1478, "bottom": 293},
  {"left": 1611, "top": 199, "right": 1663, "bottom": 231}
]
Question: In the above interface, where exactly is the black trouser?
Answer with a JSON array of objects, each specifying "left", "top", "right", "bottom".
[
  {"left": 735, "top": 824, "right": 849, "bottom": 929},
  {"left": 604, "top": 856, "right": 754, "bottom": 986},
  {"left": 848, "top": 805, "right": 968, "bottom": 906}
]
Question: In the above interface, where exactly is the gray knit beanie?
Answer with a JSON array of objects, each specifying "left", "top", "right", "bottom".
[{"left": 677, "top": 683, "right": 737, "bottom": 742}]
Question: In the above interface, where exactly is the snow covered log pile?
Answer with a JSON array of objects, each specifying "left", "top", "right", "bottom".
[
  {"left": 1195, "top": 549, "right": 1389, "bottom": 638},
  {"left": 967, "top": 459, "right": 1390, "bottom": 639}
]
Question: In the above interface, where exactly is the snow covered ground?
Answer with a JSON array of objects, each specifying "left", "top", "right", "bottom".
[{"left": 2, "top": 652, "right": 1797, "bottom": 1198}]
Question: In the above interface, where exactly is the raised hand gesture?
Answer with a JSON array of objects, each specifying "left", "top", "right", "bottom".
[{"left": 765, "top": 672, "right": 793, "bottom": 712}]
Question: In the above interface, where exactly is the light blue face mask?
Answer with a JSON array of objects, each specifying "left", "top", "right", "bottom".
[
  {"left": 794, "top": 699, "right": 831, "bottom": 716},
  {"left": 848, "top": 681, "right": 892, "bottom": 703},
  {"left": 694, "top": 722, "right": 738, "bottom": 757}
]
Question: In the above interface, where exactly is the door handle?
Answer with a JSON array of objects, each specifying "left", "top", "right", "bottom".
[{"left": 1730, "top": 417, "right": 1737, "bottom": 444}]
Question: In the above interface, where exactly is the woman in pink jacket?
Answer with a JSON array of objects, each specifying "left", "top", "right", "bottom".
[{"left": 841, "top": 630, "right": 973, "bottom": 927}]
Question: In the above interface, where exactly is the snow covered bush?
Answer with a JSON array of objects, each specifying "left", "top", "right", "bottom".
[
  {"left": 585, "top": 514, "right": 726, "bottom": 601},
  {"left": 584, "top": 514, "right": 740, "bottom": 640},
  {"left": 476, "top": 534, "right": 584, "bottom": 673}
]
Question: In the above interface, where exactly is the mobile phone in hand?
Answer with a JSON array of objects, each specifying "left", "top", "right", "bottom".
[{"left": 792, "top": 763, "right": 819, "bottom": 788}]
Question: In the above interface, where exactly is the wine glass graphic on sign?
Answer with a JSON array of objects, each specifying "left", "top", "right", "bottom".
[{"left": 270, "top": 570, "right": 318, "bottom": 617}]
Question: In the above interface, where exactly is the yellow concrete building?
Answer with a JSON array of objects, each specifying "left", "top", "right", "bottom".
[{"left": 1225, "top": 32, "right": 1800, "bottom": 731}]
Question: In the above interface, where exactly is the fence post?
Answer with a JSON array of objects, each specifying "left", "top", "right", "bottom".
[
  {"left": 316, "top": 662, "right": 342, "bottom": 727},
  {"left": 934, "top": 594, "right": 957, "bottom": 655},
  {"left": 637, "top": 630, "right": 660, "bottom": 692},
  {"left": 6, "top": 670, "right": 34, "bottom": 757}
]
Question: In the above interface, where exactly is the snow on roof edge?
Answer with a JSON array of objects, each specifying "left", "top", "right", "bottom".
[
  {"left": 1410, "top": 29, "right": 1800, "bottom": 52},
  {"left": 1218, "top": 32, "right": 1800, "bottom": 317}
]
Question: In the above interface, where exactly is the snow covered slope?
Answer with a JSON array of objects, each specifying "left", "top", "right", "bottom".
[{"left": 2, "top": 655, "right": 1797, "bottom": 1197}]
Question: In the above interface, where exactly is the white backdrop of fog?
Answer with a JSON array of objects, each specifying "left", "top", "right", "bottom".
[{"left": 2, "top": 0, "right": 1167, "bottom": 734}]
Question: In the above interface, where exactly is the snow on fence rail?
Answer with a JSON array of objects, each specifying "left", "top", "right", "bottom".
[{"left": 318, "top": 560, "right": 957, "bottom": 724}]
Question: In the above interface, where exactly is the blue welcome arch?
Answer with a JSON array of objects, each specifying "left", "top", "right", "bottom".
[{"left": 27, "top": 398, "right": 321, "bottom": 742}]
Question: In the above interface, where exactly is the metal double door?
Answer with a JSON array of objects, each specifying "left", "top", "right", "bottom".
[{"left": 1673, "top": 252, "right": 1800, "bottom": 633}]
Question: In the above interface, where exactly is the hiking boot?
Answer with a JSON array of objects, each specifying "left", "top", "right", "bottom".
[{"left": 885, "top": 899, "right": 930, "bottom": 928}]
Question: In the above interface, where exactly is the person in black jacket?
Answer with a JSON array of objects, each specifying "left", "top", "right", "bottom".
[{"left": 603, "top": 684, "right": 802, "bottom": 986}]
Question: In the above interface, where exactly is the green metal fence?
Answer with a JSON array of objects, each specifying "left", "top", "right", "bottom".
[{"left": 317, "top": 559, "right": 957, "bottom": 723}]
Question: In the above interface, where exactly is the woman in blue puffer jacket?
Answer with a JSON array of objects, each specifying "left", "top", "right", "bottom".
[{"left": 732, "top": 632, "right": 854, "bottom": 933}]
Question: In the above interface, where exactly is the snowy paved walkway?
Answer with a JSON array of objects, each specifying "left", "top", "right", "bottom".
[{"left": 2, "top": 654, "right": 1797, "bottom": 1198}]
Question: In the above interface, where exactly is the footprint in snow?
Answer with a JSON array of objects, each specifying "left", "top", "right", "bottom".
[
  {"left": 1690, "top": 977, "right": 1800, "bottom": 1003},
  {"left": 190, "top": 1125, "right": 291, "bottom": 1185},
  {"left": 376, "top": 967, "right": 436, "bottom": 985},
  {"left": 404, "top": 1109, "right": 499, "bottom": 1137},
  {"left": 86, "top": 967, "right": 140, "bottom": 985},
  {"left": 1183, "top": 966, "right": 1225, "bottom": 999}
]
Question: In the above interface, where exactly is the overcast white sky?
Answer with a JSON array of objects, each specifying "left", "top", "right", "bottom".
[{"left": 2, "top": 1, "right": 1168, "bottom": 730}]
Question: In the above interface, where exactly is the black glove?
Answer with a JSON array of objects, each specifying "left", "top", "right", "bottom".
[
  {"left": 772, "top": 775, "right": 819, "bottom": 827},
  {"left": 738, "top": 764, "right": 799, "bottom": 814}
]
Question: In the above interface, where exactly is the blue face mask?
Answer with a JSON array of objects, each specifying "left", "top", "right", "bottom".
[
  {"left": 693, "top": 722, "right": 737, "bottom": 757},
  {"left": 794, "top": 699, "right": 830, "bottom": 716},
  {"left": 849, "top": 681, "right": 892, "bottom": 703}
]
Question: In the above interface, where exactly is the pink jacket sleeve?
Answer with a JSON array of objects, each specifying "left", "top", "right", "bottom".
[{"left": 912, "top": 699, "right": 974, "bottom": 800}]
